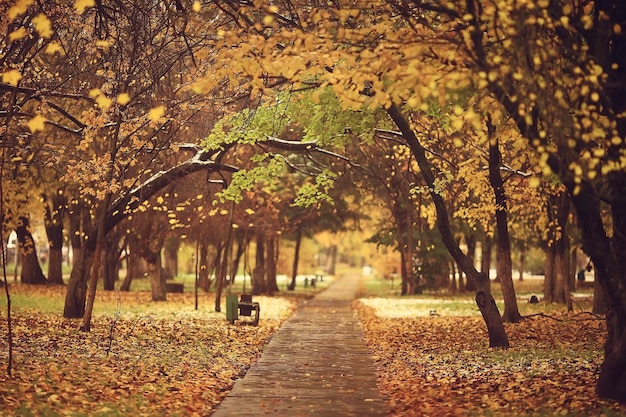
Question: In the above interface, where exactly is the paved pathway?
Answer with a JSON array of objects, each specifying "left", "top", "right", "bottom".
[{"left": 211, "top": 274, "right": 389, "bottom": 416}]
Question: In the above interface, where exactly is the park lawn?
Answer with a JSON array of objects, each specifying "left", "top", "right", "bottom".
[
  {"left": 0, "top": 284, "right": 297, "bottom": 417},
  {"left": 2, "top": 275, "right": 621, "bottom": 416},
  {"left": 355, "top": 277, "right": 625, "bottom": 416}
]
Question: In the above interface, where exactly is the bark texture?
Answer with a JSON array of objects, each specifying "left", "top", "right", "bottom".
[
  {"left": 388, "top": 103, "right": 509, "bottom": 348},
  {"left": 487, "top": 124, "right": 522, "bottom": 323},
  {"left": 16, "top": 217, "right": 47, "bottom": 285}
]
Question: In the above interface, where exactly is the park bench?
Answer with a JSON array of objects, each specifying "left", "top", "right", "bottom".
[
  {"left": 576, "top": 280, "right": 595, "bottom": 290},
  {"left": 165, "top": 282, "right": 184, "bottom": 293},
  {"left": 226, "top": 294, "right": 260, "bottom": 326}
]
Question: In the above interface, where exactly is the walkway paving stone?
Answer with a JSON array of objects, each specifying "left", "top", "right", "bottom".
[{"left": 210, "top": 274, "right": 390, "bottom": 416}]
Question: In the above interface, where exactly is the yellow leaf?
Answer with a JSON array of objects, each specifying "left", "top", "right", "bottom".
[
  {"left": 407, "top": 96, "right": 420, "bottom": 108},
  {"left": 95, "top": 95, "right": 112, "bottom": 109},
  {"left": 27, "top": 115, "right": 47, "bottom": 133},
  {"left": 89, "top": 88, "right": 101, "bottom": 98},
  {"left": 116, "top": 93, "right": 130, "bottom": 105},
  {"left": 45, "top": 41, "right": 63, "bottom": 54},
  {"left": 192, "top": 1, "right": 201, "bottom": 12},
  {"left": 148, "top": 105, "right": 166, "bottom": 122},
  {"left": 528, "top": 177, "right": 540, "bottom": 188},
  {"left": 74, "top": 0, "right": 95, "bottom": 13},
  {"left": 452, "top": 117, "right": 464, "bottom": 130},
  {"left": 9, "top": 28, "right": 28, "bottom": 42},
  {"left": 33, "top": 14, "right": 53, "bottom": 38},
  {"left": 95, "top": 40, "right": 112, "bottom": 49},
  {"left": 2, "top": 70, "right": 23, "bottom": 86},
  {"left": 311, "top": 89, "right": 322, "bottom": 104},
  {"left": 156, "top": 196, "right": 165, "bottom": 204},
  {"left": 7, "top": 0, "right": 34, "bottom": 21}
]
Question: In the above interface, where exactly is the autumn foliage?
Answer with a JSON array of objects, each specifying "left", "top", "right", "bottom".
[
  {"left": 356, "top": 301, "right": 626, "bottom": 416},
  {"left": 0, "top": 286, "right": 295, "bottom": 416},
  {"left": 3, "top": 0, "right": 626, "bottom": 408}
]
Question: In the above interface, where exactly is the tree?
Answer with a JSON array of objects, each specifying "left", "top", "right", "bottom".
[
  {"left": 438, "top": 0, "right": 626, "bottom": 399},
  {"left": 43, "top": 189, "right": 67, "bottom": 285},
  {"left": 189, "top": 1, "right": 510, "bottom": 347},
  {"left": 15, "top": 216, "right": 47, "bottom": 285},
  {"left": 486, "top": 116, "right": 522, "bottom": 323},
  {"left": 352, "top": 131, "right": 422, "bottom": 294},
  {"left": 196, "top": 0, "right": 626, "bottom": 361},
  {"left": 9, "top": 0, "right": 626, "bottom": 399},
  {"left": 388, "top": 103, "right": 509, "bottom": 347}
]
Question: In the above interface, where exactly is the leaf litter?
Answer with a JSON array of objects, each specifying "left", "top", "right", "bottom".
[
  {"left": 0, "top": 285, "right": 295, "bottom": 416},
  {"left": 3, "top": 285, "right": 625, "bottom": 416},
  {"left": 355, "top": 299, "right": 626, "bottom": 416}
]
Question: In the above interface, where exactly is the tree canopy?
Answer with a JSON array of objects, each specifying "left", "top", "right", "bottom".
[{"left": 3, "top": 0, "right": 626, "bottom": 402}]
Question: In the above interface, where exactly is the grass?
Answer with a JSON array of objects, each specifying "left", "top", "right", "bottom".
[
  {"left": 357, "top": 274, "right": 594, "bottom": 317},
  {"left": 354, "top": 296, "right": 619, "bottom": 416},
  {"left": 0, "top": 263, "right": 618, "bottom": 417},
  {"left": 0, "top": 271, "right": 333, "bottom": 317},
  {"left": 0, "top": 283, "right": 298, "bottom": 416},
  {"left": 133, "top": 272, "right": 333, "bottom": 297}
]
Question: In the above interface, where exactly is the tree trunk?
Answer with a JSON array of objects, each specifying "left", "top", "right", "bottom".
[
  {"left": 388, "top": 103, "right": 509, "bottom": 348},
  {"left": 455, "top": 238, "right": 465, "bottom": 290},
  {"left": 543, "top": 242, "right": 555, "bottom": 303},
  {"left": 252, "top": 232, "right": 266, "bottom": 295},
  {"left": 16, "top": 217, "right": 47, "bottom": 285},
  {"left": 12, "top": 250, "right": 20, "bottom": 282},
  {"left": 404, "top": 246, "right": 417, "bottom": 294},
  {"left": 135, "top": 238, "right": 167, "bottom": 302},
  {"left": 67, "top": 200, "right": 85, "bottom": 267},
  {"left": 47, "top": 245, "right": 64, "bottom": 285},
  {"left": 565, "top": 172, "right": 626, "bottom": 400},
  {"left": 465, "top": 233, "right": 477, "bottom": 292},
  {"left": 326, "top": 244, "right": 337, "bottom": 275},
  {"left": 449, "top": 261, "right": 457, "bottom": 293},
  {"left": 119, "top": 263, "right": 133, "bottom": 292},
  {"left": 400, "top": 250, "right": 408, "bottom": 295},
  {"left": 230, "top": 232, "right": 246, "bottom": 286},
  {"left": 518, "top": 244, "right": 525, "bottom": 281},
  {"left": 545, "top": 192, "right": 572, "bottom": 307},
  {"left": 198, "top": 241, "right": 211, "bottom": 291},
  {"left": 214, "top": 244, "right": 227, "bottom": 313},
  {"left": 288, "top": 227, "right": 302, "bottom": 290},
  {"left": 163, "top": 236, "right": 180, "bottom": 280},
  {"left": 392, "top": 195, "right": 417, "bottom": 295},
  {"left": 63, "top": 245, "right": 92, "bottom": 318},
  {"left": 265, "top": 235, "right": 279, "bottom": 295},
  {"left": 598, "top": 308, "right": 626, "bottom": 400},
  {"left": 487, "top": 126, "right": 522, "bottom": 323},
  {"left": 125, "top": 234, "right": 148, "bottom": 286},
  {"left": 80, "top": 191, "right": 112, "bottom": 332},
  {"left": 481, "top": 235, "right": 492, "bottom": 277},
  {"left": 148, "top": 251, "right": 166, "bottom": 302},
  {"left": 553, "top": 237, "right": 570, "bottom": 306},
  {"left": 593, "top": 266, "right": 608, "bottom": 315},
  {"left": 102, "top": 236, "right": 121, "bottom": 291},
  {"left": 214, "top": 238, "right": 233, "bottom": 313},
  {"left": 215, "top": 207, "right": 236, "bottom": 313},
  {"left": 44, "top": 193, "right": 66, "bottom": 285}
]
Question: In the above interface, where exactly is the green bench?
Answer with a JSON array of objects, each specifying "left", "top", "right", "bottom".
[{"left": 226, "top": 294, "right": 260, "bottom": 326}]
